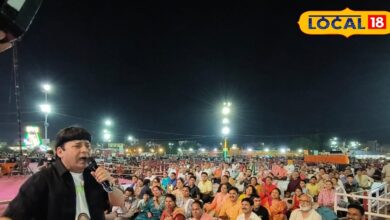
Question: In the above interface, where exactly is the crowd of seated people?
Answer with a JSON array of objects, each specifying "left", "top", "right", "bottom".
[{"left": 99, "top": 156, "right": 388, "bottom": 220}]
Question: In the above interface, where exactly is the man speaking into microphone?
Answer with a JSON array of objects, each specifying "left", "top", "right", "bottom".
[{"left": 2, "top": 126, "right": 124, "bottom": 220}]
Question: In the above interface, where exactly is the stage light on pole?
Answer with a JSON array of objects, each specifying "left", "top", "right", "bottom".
[
  {"left": 104, "top": 119, "right": 112, "bottom": 126},
  {"left": 221, "top": 126, "right": 230, "bottom": 135},
  {"left": 222, "top": 118, "right": 229, "bottom": 124},
  {"left": 222, "top": 106, "right": 230, "bottom": 115}
]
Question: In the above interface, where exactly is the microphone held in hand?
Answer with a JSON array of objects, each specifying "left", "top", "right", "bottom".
[{"left": 87, "top": 157, "right": 113, "bottom": 192}]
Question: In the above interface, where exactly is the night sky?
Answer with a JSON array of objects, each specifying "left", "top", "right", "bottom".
[{"left": 1, "top": 1, "right": 390, "bottom": 147}]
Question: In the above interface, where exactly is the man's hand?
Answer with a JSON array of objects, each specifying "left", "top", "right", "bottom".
[
  {"left": 91, "top": 166, "right": 112, "bottom": 184},
  {"left": 0, "top": 31, "right": 12, "bottom": 53}
]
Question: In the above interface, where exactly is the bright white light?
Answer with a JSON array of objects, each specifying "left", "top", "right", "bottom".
[
  {"left": 232, "top": 145, "right": 237, "bottom": 150},
  {"left": 128, "top": 136, "right": 133, "bottom": 141},
  {"left": 151, "top": 149, "right": 155, "bottom": 153},
  {"left": 200, "top": 148, "right": 206, "bottom": 152},
  {"left": 189, "top": 148, "right": 194, "bottom": 152},
  {"left": 103, "top": 129, "right": 108, "bottom": 134},
  {"left": 42, "top": 84, "right": 51, "bottom": 92},
  {"left": 333, "top": 137, "right": 338, "bottom": 140},
  {"left": 159, "top": 148, "right": 164, "bottom": 153},
  {"left": 213, "top": 148, "right": 218, "bottom": 152},
  {"left": 221, "top": 126, "right": 230, "bottom": 135},
  {"left": 222, "top": 106, "right": 230, "bottom": 115},
  {"left": 227, "top": 102, "right": 231, "bottom": 107},
  {"left": 280, "top": 148, "right": 286, "bottom": 154},
  {"left": 138, "top": 148, "right": 143, "bottom": 153},
  {"left": 298, "top": 149, "right": 303, "bottom": 153},
  {"left": 40, "top": 104, "right": 51, "bottom": 113},
  {"left": 265, "top": 148, "right": 269, "bottom": 152},
  {"left": 247, "top": 148, "right": 253, "bottom": 152},
  {"left": 105, "top": 119, "right": 112, "bottom": 126},
  {"left": 103, "top": 133, "right": 111, "bottom": 141},
  {"left": 222, "top": 118, "right": 230, "bottom": 124},
  {"left": 26, "top": 126, "right": 39, "bottom": 133},
  {"left": 178, "top": 148, "right": 182, "bottom": 152}
]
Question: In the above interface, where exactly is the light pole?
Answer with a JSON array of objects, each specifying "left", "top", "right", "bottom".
[
  {"left": 221, "top": 102, "right": 231, "bottom": 161},
  {"left": 102, "top": 119, "right": 113, "bottom": 148},
  {"left": 40, "top": 103, "right": 51, "bottom": 145},
  {"left": 41, "top": 83, "right": 51, "bottom": 145}
]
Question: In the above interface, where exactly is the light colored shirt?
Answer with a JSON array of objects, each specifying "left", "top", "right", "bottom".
[
  {"left": 289, "top": 209, "right": 322, "bottom": 220},
  {"left": 237, "top": 212, "right": 262, "bottom": 220},
  {"left": 198, "top": 180, "right": 213, "bottom": 194},
  {"left": 70, "top": 172, "right": 91, "bottom": 220},
  {"left": 382, "top": 164, "right": 390, "bottom": 177},
  {"left": 355, "top": 174, "right": 373, "bottom": 188}
]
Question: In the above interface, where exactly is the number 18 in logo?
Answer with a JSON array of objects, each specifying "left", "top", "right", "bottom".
[{"left": 368, "top": 15, "right": 386, "bottom": 29}]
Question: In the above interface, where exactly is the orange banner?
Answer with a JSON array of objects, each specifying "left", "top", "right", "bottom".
[{"left": 304, "top": 155, "right": 349, "bottom": 164}]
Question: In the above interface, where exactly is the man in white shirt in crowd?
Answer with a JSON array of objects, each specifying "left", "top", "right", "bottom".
[
  {"left": 382, "top": 160, "right": 390, "bottom": 187},
  {"left": 289, "top": 194, "right": 322, "bottom": 220},
  {"left": 355, "top": 168, "right": 373, "bottom": 190},
  {"left": 237, "top": 198, "right": 261, "bottom": 220}
]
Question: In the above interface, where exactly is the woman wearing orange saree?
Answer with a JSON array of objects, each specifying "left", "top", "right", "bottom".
[{"left": 263, "top": 188, "right": 287, "bottom": 220}]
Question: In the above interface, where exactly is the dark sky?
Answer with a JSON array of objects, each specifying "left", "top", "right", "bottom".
[{"left": 1, "top": 1, "right": 390, "bottom": 146}]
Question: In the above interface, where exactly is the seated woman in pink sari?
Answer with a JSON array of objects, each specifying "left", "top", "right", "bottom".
[
  {"left": 263, "top": 188, "right": 287, "bottom": 220},
  {"left": 204, "top": 183, "right": 229, "bottom": 216},
  {"left": 318, "top": 180, "right": 335, "bottom": 208}
]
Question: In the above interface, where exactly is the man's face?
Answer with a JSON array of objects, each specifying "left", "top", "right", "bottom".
[
  {"left": 241, "top": 201, "right": 252, "bottom": 214},
  {"left": 221, "top": 176, "right": 228, "bottom": 183},
  {"left": 299, "top": 195, "right": 312, "bottom": 211},
  {"left": 347, "top": 177, "right": 354, "bottom": 184},
  {"left": 201, "top": 174, "right": 208, "bottom": 181},
  {"left": 147, "top": 171, "right": 152, "bottom": 176},
  {"left": 229, "top": 190, "right": 238, "bottom": 202},
  {"left": 182, "top": 187, "right": 190, "bottom": 197},
  {"left": 56, "top": 140, "right": 91, "bottom": 173},
  {"left": 253, "top": 197, "right": 261, "bottom": 208},
  {"left": 189, "top": 178, "right": 195, "bottom": 186},
  {"left": 191, "top": 203, "right": 203, "bottom": 218},
  {"left": 246, "top": 170, "right": 252, "bottom": 176},
  {"left": 170, "top": 173, "right": 176, "bottom": 179},
  {"left": 347, "top": 208, "right": 364, "bottom": 220},
  {"left": 292, "top": 172, "right": 298, "bottom": 179}
]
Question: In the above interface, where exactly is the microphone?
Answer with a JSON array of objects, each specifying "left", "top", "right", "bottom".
[{"left": 87, "top": 158, "right": 113, "bottom": 192}]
